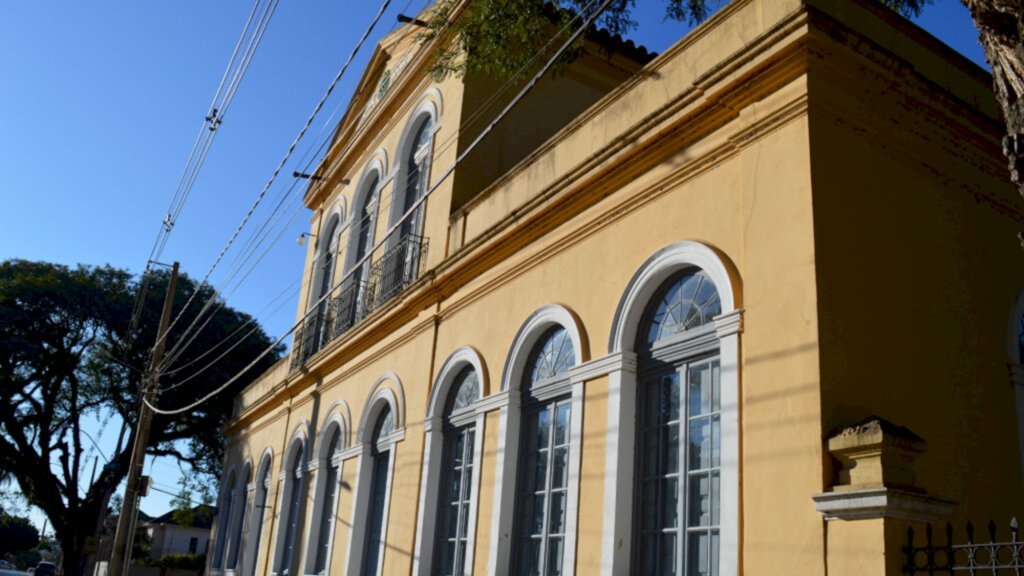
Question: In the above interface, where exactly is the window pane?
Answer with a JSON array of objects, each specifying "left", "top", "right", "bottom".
[
  {"left": 545, "top": 537, "right": 564, "bottom": 576},
  {"left": 639, "top": 270, "right": 721, "bottom": 349},
  {"left": 686, "top": 532, "right": 713, "bottom": 576},
  {"left": 525, "top": 327, "right": 576, "bottom": 386},
  {"left": 548, "top": 491, "right": 566, "bottom": 535},
  {"left": 551, "top": 447, "right": 568, "bottom": 489}
]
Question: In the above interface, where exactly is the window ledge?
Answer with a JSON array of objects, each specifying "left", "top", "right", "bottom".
[{"left": 812, "top": 487, "right": 956, "bottom": 522}]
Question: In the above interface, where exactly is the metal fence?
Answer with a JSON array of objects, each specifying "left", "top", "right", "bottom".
[
  {"left": 291, "top": 234, "right": 428, "bottom": 369},
  {"left": 904, "top": 518, "right": 1023, "bottom": 574}
]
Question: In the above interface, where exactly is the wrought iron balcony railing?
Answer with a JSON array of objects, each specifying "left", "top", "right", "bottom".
[{"left": 291, "top": 234, "right": 429, "bottom": 369}]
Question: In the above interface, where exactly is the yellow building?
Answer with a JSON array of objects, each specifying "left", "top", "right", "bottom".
[{"left": 206, "top": 1, "right": 1024, "bottom": 575}]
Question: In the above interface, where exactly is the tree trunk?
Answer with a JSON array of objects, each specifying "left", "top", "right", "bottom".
[{"left": 962, "top": 0, "right": 1024, "bottom": 202}]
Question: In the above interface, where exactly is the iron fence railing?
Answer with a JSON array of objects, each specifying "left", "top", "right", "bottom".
[
  {"left": 904, "top": 518, "right": 1023, "bottom": 574},
  {"left": 291, "top": 234, "right": 428, "bottom": 369}
]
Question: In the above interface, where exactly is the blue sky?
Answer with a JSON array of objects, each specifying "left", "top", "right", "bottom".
[{"left": 0, "top": 0, "right": 988, "bottom": 532}]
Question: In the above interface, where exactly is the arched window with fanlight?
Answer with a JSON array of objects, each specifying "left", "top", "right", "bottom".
[
  {"left": 243, "top": 452, "right": 273, "bottom": 576},
  {"left": 635, "top": 268, "right": 722, "bottom": 576},
  {"left": 432, "top": 366, "right": 480, "bottom": 576},
  {"left": 363, "top": 404, "right": 395, "bottom": 576},
  {"left": 212, "top": 470, "right": 237, "bottom": 573},
  {"left": 304, "top": 423, "right": 345, "bottom": 576},
  {"left": 511, "top": 326, "right": 576, "bottom": 576},
  {"left": 342, "top": 168, "right": 381, "bottom": 331},
  {"left": 272, "top": 440, "right": 307, "bottom": 576},
  {"left": 224, "top": 463, "right": 252, "bottom": 574}
]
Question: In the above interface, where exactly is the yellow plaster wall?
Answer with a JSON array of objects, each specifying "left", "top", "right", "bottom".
[{"left": 575, "top": 375, "right": 608, "bottom": 573}]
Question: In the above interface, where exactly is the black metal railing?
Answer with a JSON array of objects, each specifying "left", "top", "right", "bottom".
[
  {"left": 904, "top": 518, "right": 1023, "bottom": 574},
  {"left": 367, "top": 234, "right": 429, "bottom": 308},
  {"left": 291, "top": 234, "right": 429, "bottom": 369}
]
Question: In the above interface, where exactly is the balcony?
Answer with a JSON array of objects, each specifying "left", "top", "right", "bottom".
[{"left": 291, "top": 234, "right": 429, "bottom": 369}]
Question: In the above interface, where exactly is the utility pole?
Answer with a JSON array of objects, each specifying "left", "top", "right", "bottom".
[{"left": 108, "top": 262, "right": 178, "bottom": 576}]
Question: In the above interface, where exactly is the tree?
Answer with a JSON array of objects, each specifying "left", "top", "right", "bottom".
[
  {"left": 423, "top": 0, "right": 1024, "bottom": 218},
  {"left": 0, "top": 512, "right": 40, "bottom": 558},
  {"left": 0, "top": 260, "right": 283, "bottom": 576}
]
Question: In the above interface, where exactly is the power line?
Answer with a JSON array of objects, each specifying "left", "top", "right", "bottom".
[
  {"left": 154, "top": 0, "right": 396, "bottom": 361},
  {"left": 157, "top": 0, "right": 604, "bottom": 380},
  {"left": 144, "top": 0, "right": 616, "bottom": 416}
]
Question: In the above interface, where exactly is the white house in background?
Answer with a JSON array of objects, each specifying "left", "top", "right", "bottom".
[{"left": 143, "top": 506, "right": 216, "bottom": 559}]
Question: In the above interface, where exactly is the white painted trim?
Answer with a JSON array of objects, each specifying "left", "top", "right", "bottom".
[
  {"left": 269, "top": 431, "right": 310, "bottom": 576},
  {"left": 343, "top": 154, "right": 386, "bottom": 277},
  {"left": 223, "top": 461, "right": 253, "bottom": 572},
  {"left": 490, "top": 304, "right": 588, "bottom": 576},
  {"left": 413, "top": 348, "right": 487, "bottom": 576},
  {"left": 568, "top": 350, "right": 637, "bottom": 384},
  {"left": 324, "top": 400, "right": 353, "bottom": 449},
  {"left": 812, "top": 488, "right": 956, "bottom": 522},
  {"left": 605, "top": 241, "right": 742, "bottom": 576},
  {"left": 475, "top": 389, "right": 511, "bottom": 414},
  {"left": 387, "top": 95, "right": 441, "bottom": 246},
  {"left": 241, "top": 449, "right": 274, "bottom": 576},
  {"left": 300, "top": 416, "right": 348, "bottom": 576},
  {"left": 562, "top": 381, "right": 586, "bottom": 576},
  {"left": 356, "top": 373, "right": 407, "bottom": 445}
]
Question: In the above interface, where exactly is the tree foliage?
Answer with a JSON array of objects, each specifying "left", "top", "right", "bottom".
[
  {"left": 0, "top": 259, "right": 282, "bottom": 576},
  {"left": 0, "top": 512, "right": 40, "bottom": 557},
  {"left": 422, "top": 0, "right": 931, "bottom": 80}
]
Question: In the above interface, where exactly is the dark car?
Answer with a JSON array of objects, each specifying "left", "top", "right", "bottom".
[{"left": 33, "top": 563, "right": 55, "bottom": 576}]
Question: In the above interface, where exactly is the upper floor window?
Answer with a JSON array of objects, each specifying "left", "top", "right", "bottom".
[
  {"left": 512, "top": 327, "right": 576, "bottom": 576},
  {"left": 397, "top": 117, "right": 433, "bottom": 240},
  {"left": 636, "top": 269, "right": 722, "bottom": 576}
]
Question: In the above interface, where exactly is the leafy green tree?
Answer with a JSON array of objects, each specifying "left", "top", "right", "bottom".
[
  {"left": 0, "top": 260, "right": 283, "bottom": 576},
  {"left": 424, "top": 0, "right": 1024, "bottom": 211},
  {"left": 0, "top": 512, "right": 39, "bottom": 557}
]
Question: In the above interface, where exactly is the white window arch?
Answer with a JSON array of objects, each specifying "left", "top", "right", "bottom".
[
  {"left": 242, "top": 449, "right": 274, "bottom": 576},
  {"left": 301, "top": 411, "right": 348, "bottom": 576},
  {"left": 212, "top": 467, "right": 238, "bottom": 573},
  {"left": 604, "top": 241, "right": 741, "bottom": 576},
  {"left": 340, "top": 158, "right": 385, "bottom": 329},
  {"left": 271, "top": 426, "right": 309, "bottom": 576},
  {"left": 389, "top": 98, "right": 439, "bottom": 246},
  {"left": 488, "top": 305, "right": 588, "bottom": 576},
  {"left": 413, "top": 347, "right": 488, "bottom": 576},
  {"left": 224, "top": 460, "right": 253, "bottom": 575},
  {"left": 347, "top": 376, "right": 406, "bottom": 576}
]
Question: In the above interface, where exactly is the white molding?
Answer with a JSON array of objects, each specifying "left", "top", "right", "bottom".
[
  {"left": 562, "top": 381, "right": 585, "bottom": 576},
  {"left": 500, "top": 304, "right": 588, "bottom": 393},
  {"left": 270, "top": 440, "right": 309, "bottom": 576},
  {"left": 343, "top": 156, "right": 385, "bottom": 277},
  {"left": 337, "top": 445, "right": 362, "bottom": 461},
  {"left": 475, "top": 389, "right": 513, "bottom": 414},
  {"left": 604, "top": 241, "right": 741, "bottom": 576},
  {"left": 344, "top": 443, "right": 397, "bottom": 576},
  {"left": 812, "top": 488, "right": 956, "bottom": 522},
  {"left": 568, "top": 350, "right": 637, "bottom": 384},
  {"left": 414, "top": 348, "right": 487, "bottom": 575},
  {"left": 357, "top": 373, "right": 406, "bottom": 445},
  {"left": 300, "top": 415, "right": 347, "bottom": 576},
  {"left": 609, "top": 241, "right": 738, "bottom": 353},
  {"left": 527, "top": 376, "right": 572, "bottom": 402},
  {"left": 241, "top": 453, "right": 273, "bottom": 576}
]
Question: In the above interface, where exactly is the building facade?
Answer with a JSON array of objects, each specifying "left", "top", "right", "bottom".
[{"left": 207, "top": 1, "right": 1024, "bottom": 575}]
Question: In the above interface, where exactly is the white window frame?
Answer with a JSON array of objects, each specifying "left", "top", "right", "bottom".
[
  {"left": 344, "top": 156, "right": 386, "bottom": 279},
  {"left": 224, "top": 459, "right": 253, "bottom": 575},
  {"left": 604, "top": 241, "right": 742, "bottom": 576},
  {"left": 212, "top": 467, "right": 239, "bottom": 574},
  {"left": 242, "top": 448, "right": 275, "bottom": 576},
  {"left": 301, "top": 407, "right": 350, "bottom": 576},
  {"left": 270, "top": 424, "right": 310, "bottom": 576},
  {"left": 487, "top": 304, "right": 588, "bottom": 576},
  {"left": 388, "top": 97, "right": 440, "bottom": 248},
  {"left": 413, "top": 347, "right": 488, "bottom": 576},
  {"left": 345, "top": 375, "right": 407, "bottom": 576}
]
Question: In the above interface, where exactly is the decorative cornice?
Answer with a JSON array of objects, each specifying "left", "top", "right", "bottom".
[
  {"left": 714, "top": 309, "right": 744, "bottom": 338},
  {"left": 475, "top": 389, "right": 520, "bottom": 414},
  {"left": 337, "top": 445, "right": 363, "bottom": 461},
  {"left": 812, "top": 488, "right": 956, "bottom": 522},
  {"left": 568, "top": 351, "right": 639, "bottom": 383},
  {"left": 651, "top": 326, "right": 720, "bottom": 363}
]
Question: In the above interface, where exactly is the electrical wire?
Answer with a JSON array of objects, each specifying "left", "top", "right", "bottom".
[
  {"left": 157, "top": 0, "right": 602, "bottom": 379},
  {"left": 144, "top": 0, "right": 616, "bottom": 416},
  {"left": 154, "top": 0, "right": 396, "bottom": 360}
]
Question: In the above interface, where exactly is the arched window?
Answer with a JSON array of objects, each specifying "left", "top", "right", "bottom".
[
  {"left": 363, "top": 405, "right": 394, "bottom": 576},
  {"left": 212, "top": 470, "right": 237, "bottom": 572},
  {"left": 305, "top": 424, "right": 344, "bottom": 576},
  {"left": 224, "top": 463, "right": 252, "bottom": 573},
  {"left": 395, "top": 117, "right": 433, "bottom": 241},
  {"left": 340, "top": 171, "right": 380, "bottom": 331},
  {"left": 244, "top": 453, "right": 273, "bottom": 576},
  {"left": 273, "top": 442, "right": 306, "bottom": 576},
  {"left": 635, "top": 269, "right": 722, "bottom": 576},
  {"left": 511, "top": 326, "right": 576, "bottom": 576},
  {"left": 431, "top": 366, "right": 480, "bottom": 576}
]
